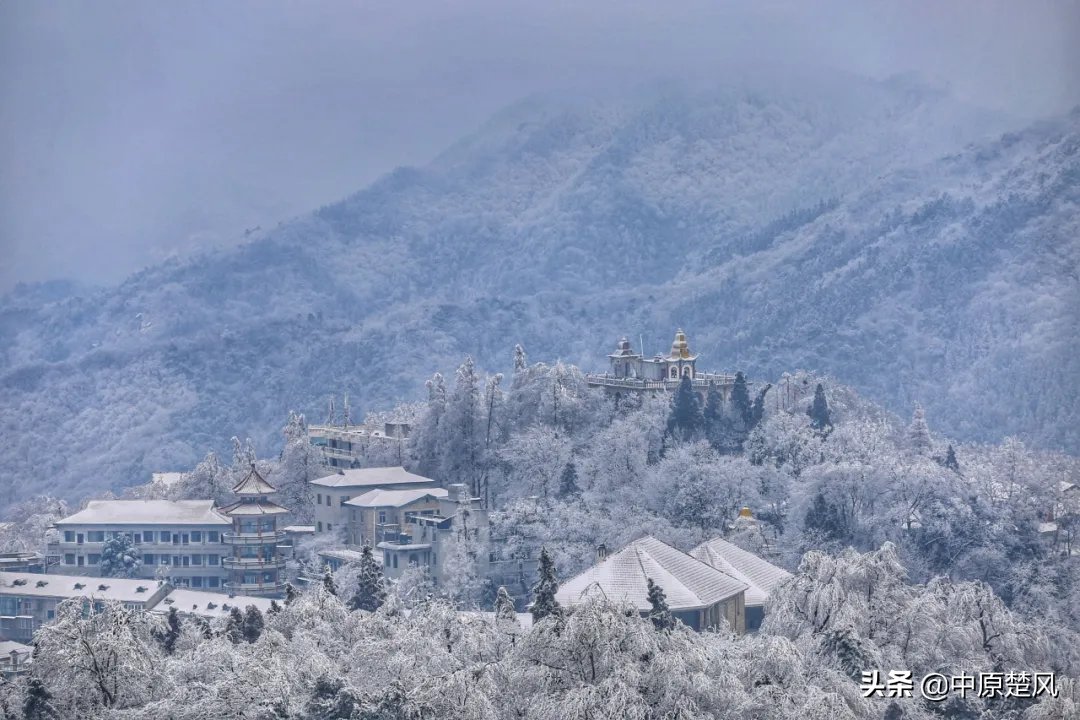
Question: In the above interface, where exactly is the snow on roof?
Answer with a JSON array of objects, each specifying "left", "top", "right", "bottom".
[
  {"left": 346, "top": 488, "right": 448, "bottom": 509},
  {"left": 154, "top": 589, "right": 274, "bottom": 619},
  {"left": 0, "top": 641, "right": 32, "bottom": 656},
  {"left": 151, "top": 472, "right": 185, "bottom": 487},
  {"left": 310, "top": 466, "right": 436, "bottom": 489},
  {"left": 56, "top": 500, "right": 230, "bottom": 526},
  {"left": 283, "top": 525, "right": 316, "bottom": 534},
  {"left": 218, "top": 499, "right": 289, "bottom": 516},
  {"left": 232, "top": 465, "right": 277, "bottom": 495},
  {"left": 318, "top": 548, "right": 366, "bottom": 563},
  {"left": 0, "top": 572, "right": 167, "bottom": 604},
  {"left": 556, "top": 536, "right": 747, "bottom": 612},
  {"left": 690, "top": 537, "right": 792, "bottom": 608}
]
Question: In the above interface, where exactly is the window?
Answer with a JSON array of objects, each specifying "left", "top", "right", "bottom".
[
  {"left": 173, "top": 556, "right": 181, "bottom": 566},
  {"left": 132, "top": 533, "right": 142, "bottom": 544},
  {"left": 327, "top": 523, "right": 332, "bottom": 532},
  {"left": 181, "top": 533, "right": 190, "bottom": 545},
  {"left": 64, "top": 554, "right": 75, "bottom": 565},
  {"left": 317, "top": 493, "right": 322, "bottom": 505},
  {"left": 191, "top": 577, "right": 203, "bottom": 588},
  {"left": 191, "top": 531, "right": 202, "bottom": 543},
  {"left": 208, "top": 531, "right": 219, "bottom": 543},
  {"left": 64, "top": 531, "right": 75, "bottom": 542},
  {"left": 87, "top": 554, "right": 101, "bottom": 565},
  {"left": 669, "top": 366, "right": 678, "bottom": 379},
  {"left": 143, "top": 554, "right": 155, "bottom": 565},
  {"left": 378, "top": 511, "right": 386, "bottom": 524},
  {"left": 192, "top": 555, "right": 203, "bottom": 566},
  {"left": 87, "top": 531, "right": 105, "bottom": 543},
  {"left": 208, "top": 577, "right": 220, "bottom": 588},
  {"left": 159, "top": 556, "right": 170, "bottom": 565},
  {"left": 143, "top": 531, "right": 155, "bottom": 543},
  {"left": 159, "top": 531, "right": 170, "bottom": 544},
  {"left": 317, "top": 522, "right": 323, "bottom": 532},
  {"left": 208, "top": 555, "right": 220, "bottom": 566},
  {"left": 392, "top": 555, "right": 398, "bottom": 569}
]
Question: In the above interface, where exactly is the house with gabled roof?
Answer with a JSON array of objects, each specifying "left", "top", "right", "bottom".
[
  {"left": 555, "top": 536, "right": 749, "bottom": 633},
  {"left": 690, "top": 536, "right": 792, "bottom": 630},
  {"left": 309, "top": 466, "right": 438, "bottom": 535},
  {"left": 345, "top": 487, "right": 449, "bottom": 547}
]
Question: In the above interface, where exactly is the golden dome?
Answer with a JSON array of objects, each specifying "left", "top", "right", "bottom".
[
  {"left": 738, "top": 507, "right": 753, "bottom": 519},
  {"left": 670, "top": 329, "right": 690, "bottom": 359}
]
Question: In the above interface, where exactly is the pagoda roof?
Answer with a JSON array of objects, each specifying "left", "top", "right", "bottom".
[
  {"left": 231, "top": 465, "right": 277, "bottom": 495},
  {"left": 218, "top": 499, "right": 289, "bottom": 516}
]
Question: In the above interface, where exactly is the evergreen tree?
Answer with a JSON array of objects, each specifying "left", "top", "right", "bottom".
[
  {"left": 284, "top": 582, "right": 298, "bottom": 606},
  {"left": 750, "top": 383, "right": 772, "bottom": 429},
  {"left": 99, "top": 532, "right": 141, "bottom": 578},
  {"left": 908, "top": 402, "right": 932, "bottom": 455},
  {"left": 303, "top": 676, "right": 357, "bottom": 720},
  {"left": 268, "top": 599, "right": 282, "bottom": 615},
  {"left": 512, "top": 344, "right": 528, "bottom": 381},
  {"left": 161, "top": 605, "right": 181, "bottom": 655},
  {"left": 941, "top": 444, "right": 961, "bottom": 473},
  {"left": 493, "top": 586, "right": 517, "bottom": 621},
  {"left": 703, "top": 384, "right": 724, "bottom": 443},
  {"left": 557, "top": 461, "right": 580, "bottom": 498},
  {"left": 23, "top": 677, "right": 59, "bottom": 720},
  {"left": 530, "top": 548, "right": 561, "bottom": 623},
  {"left": 667, "top": 375, "right": 703, "bottom": 441},
  {"left": 225, "top": 606, "right": 245, "bottom": 644},
  {"left": 443, "top": 357, "right": 483, "bottom": 496},
  {"left": 243, "top": 605, "right": 265, "bottom": 644},
  {"left": 730, "top": 372, "right": 752, "bottom": 425},
  {"left": 322, "top": 565, "right": 338, "bottom": 597},
  {"left": 349, "top": 545, "right": 386, "bottom": 612},
  {"left": 646, "top": 577, "right": 676, "bottom": 631},
  {"left": 807, "top": 383, "right": 832, "bottom": 433},
  {"left": 804, "top": 491, "right": 848, "bottom": 542}
]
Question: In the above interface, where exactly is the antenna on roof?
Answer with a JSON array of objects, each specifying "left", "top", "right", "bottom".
[
  {"left": 326, "top": 396, "right": 336, "bottom": 426},
  {"left": 343, "top": 392, "right": 351, "bottom": 429},
  {"left": 639, "top": 334, "right": 644, "bottom": 357}
]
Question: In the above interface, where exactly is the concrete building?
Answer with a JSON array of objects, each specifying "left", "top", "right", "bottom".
[
  {"left": 0, "top": 641, "right": 32, "bottom": 677},
  {"left": 0, "top": 572, "right": 171, "bottom": 641},
  {"left": 308, "top": 422, "right": 409, "bottom": 469},
  {"left": 690, "top": 536, "right": 792, "bottom": 631},
  {"left": 218, "top": 466, "right": 289, "bottom": 598},
  {"left": 586, "top": 329, "right": 742, "bottom": 404},
  {"left": 51, "top": 500, "right": 232, "bottom": 590},
  {"left": 555, "top": 536, "right": 749, "bottom": 633},
  {"left": 310, "top": 467, "right": 438, "bottom": 535},
  {"left": 346, "top": 488, "right": 449, "bottom": 547}
]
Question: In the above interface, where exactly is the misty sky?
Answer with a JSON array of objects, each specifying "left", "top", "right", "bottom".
[{"left": 2, "top": 1, "right": 1078, "bottom": 291}]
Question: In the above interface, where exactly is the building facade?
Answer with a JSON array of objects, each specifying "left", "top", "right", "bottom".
[
  {"left": 586, "top": 329, "right": 742, "bottom": 404},
  {"left": 310, "top": 467, "right": 438, "bottom": 535},
  {"left": 308, "top": 423, "right": 409, "bottom": 469},
  {"left": 219, "top": 466, "right": 289, "bottom": 598},
  {"left": 345, "top": 488, "right": 448, "bottom": 547},
  {"left": 50, "top": 500, "right": 232, "bottom": 590}
]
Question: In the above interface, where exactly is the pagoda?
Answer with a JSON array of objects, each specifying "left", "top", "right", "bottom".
[{"left": 219, "top": 464, "right": 288, "bottom": 597}]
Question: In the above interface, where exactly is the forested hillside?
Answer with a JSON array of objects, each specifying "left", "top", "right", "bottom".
[{"left": 2, "top": 75, "right": 1077, "bottom": 505}]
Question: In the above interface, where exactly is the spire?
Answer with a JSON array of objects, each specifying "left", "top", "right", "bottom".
[
  {"left": 231, "top": 463, "right": 277, "bottom": 496},
  {"left": 670, "top": 329, "right": 691, "bottom": 359}
]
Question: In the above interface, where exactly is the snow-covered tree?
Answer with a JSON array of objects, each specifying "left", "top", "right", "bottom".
[
  {"left": 99, "top": 532, "right": 141, "bottom": 577},
  {"left": 646, "top": 577, "right": 676, "bottom": 631},
  {"left": 908, "top": 401, "right": 932, "bottom": 455},
  {"left": 348, "top": 545, "right": 386, "bottom": 612},
  {"left": 273, "top": 411, "right": 320, "bottom": 522},
  {"left": 807, "top": 383, "right": 832, "bottom": 434},
  {"left": 530, "top": 548, "right": 561, "bottom": 623}
]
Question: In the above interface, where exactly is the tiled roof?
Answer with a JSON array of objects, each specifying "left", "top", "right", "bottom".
[
  {"left": 56, "top": 500, "right": 230, "bottom": 526},
  {"left": 310, "top": 467, "right": 436, "bottom": 489},
  {"left": 345, "top": 488, "right": 448, "bottom": 509},
  {"left": 218, "top": 499, "right": 289, "bottom": 516},
  {"left": 690, "top": 537, "right": 792, "bottom": 607},
  {"left": 154, "top": 589, "right": 273, "bottom": 619},
  {"left": 0, "top": 572, "right": 167, "bottom": 604},
  {"left": 231, "top": 466, "right": 277, "bottom": 495},
  {"left": 556, "top": 536, "right": 747, "bottom": 612}
]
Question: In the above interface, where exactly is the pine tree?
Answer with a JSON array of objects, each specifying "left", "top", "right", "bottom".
[
  {"left": 530, "top": 548, "right": 561, "bottom": 623},
  {"left": 703, "top": 384, "right": 724, "bottom": 443},
  {"left": 100, "top": 532, "right": 141, "bottom": 578},
  {"left": 908, "top": 402, "right": 932, "bottom": 455},
  {"left": 942, "top": 444, "right": 960, "bottom": 473},
  {"left": 284, "top": 582, "right": 298, "bottom": 606},
  {"left": 667, "top": 375, "right": 703, "bottom": 441},
  {"left": 444, "top": 357, "right": 483, "bottom": 496},
  {"left": 161, "top": 605, "right": 181, "bottom": 655},
  {"left": 807, "top": 383, "right": 832, "bottom": 433},
  {"left": 322, "top": 565, "right": 337, "bottom": 596},
  {"left": 225, "top": 606, "right": 245, "bottom": 644},
  {"left": 268, "top": 599, "right": 282, "bottom": 615},
  {"left": 804, "top": 491, "right": 847, "bottom": 542},
  {"left": 349, "top": 545, "right": 386, "bottom": 612},
  {"left": 750, "top": 383, "right": 772, "bottom": 429},
  {"left": 646, "top": 577, "right": 676, "bottom": 631},
  {"left": 731, "top": 372, "right": 752, "bottom": 425},
  {"left": 494, "top": 586, "right": 517, "bottom": 621},
  {"left": 512, "top": 344, "right": 528, "bottom": 380},
  {"left": 23, "top": 677, "right": 59, "bottom": 720},
  {"left": 557, "top": 461, "right": 580, "bottom": 498},
  {"left": 243, "top": 605, "right": 264, "bottom": 643}
]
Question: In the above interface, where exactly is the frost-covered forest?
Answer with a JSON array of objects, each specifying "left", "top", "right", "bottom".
[
  {"left": 3, "top": 353, "right": 1079, "bottom": 719},
  {"left": 2, "top": 75, "right": 1078, "bottom": 506}
]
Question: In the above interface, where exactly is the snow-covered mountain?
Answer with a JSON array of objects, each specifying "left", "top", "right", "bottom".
[{"left": 2, "top": 75, "right": 1076, "bottom": 503}]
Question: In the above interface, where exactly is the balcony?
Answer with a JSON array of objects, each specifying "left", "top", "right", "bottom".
[
  {"left": 223, "top": 556, "right": 287, "bottom": 570},
  {"left": 223, "top": 580, "right": 286, "bottom": 595},
  {"left": 585, "top": 372, "right": 738, "bottom": 391},
  {"left": 222, "top": 530, "right": 286, "bottom": 545}
]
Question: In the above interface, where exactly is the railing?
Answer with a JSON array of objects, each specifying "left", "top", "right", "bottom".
[
  {"left": 222, "top": 530, "right": 286, "bottom": 545},
  {"left": 223, "top": 580, "right": 286, "bottom": 595},
  {"left": 585, "top": 372, "right": 740, "bottom": 390},
  {"left": 223, "top": 556, "right": 287, "bottom": 570}
]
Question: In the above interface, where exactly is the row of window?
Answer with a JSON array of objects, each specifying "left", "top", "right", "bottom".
[
  {"left": 62, "top": 553, "right": 223, "bottom": 567},
  {"left": 315, "top": 493, "right": 350, "bottom": 507},
  {"left": 172, "top": 576, "right": 221, "bottom": 589},
  {"left": 61, "top": 530, "right": 223, "bottom": 544}
]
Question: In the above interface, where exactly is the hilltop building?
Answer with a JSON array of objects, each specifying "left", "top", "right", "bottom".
[
  {"left": 587, "top": 329, "right": 742, "bottom": 403},
  {"left": 308, "top": 422, "right": 410, "bottom": 469},
  {"left": 554, "top": 536, "right": 748, "bottom": 633},
  {"left": 310, "top": 467, "right": 439, "bottom": 534},
  {"left": 50, "top": 500, "right": 232, "bottom": 590},
  {"left": 345, "top": 487, "right": 448, "bottom": 546},
  {"left": 218, "top": 466, "right": 289, "bottom": 598}
]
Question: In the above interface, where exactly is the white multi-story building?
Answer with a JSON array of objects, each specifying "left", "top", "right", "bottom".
[
  {"left": 51, "top": 500, "right": 232, "bottom": 590},
  {"left": 308, "top": 422, "right": 410, "bottom": 469},
  {"left": 310, "top": 467, "right": 438, "bottom": 535}
]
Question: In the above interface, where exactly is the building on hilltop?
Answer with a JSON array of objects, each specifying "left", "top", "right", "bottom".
[
  {"left": 345, "top": 487, "right": 449, "bottom": 547},
  {"left": 690, "top": 535, "right": 792, "bottom": 631},
  {"left": 554, "top": 536, "right": 748, "bottom": 633},
  {"left": 50, "top": 500, "right": 232, "bottom": 589},
  {"left": 586, "top": 329, "right": 743, "bottom": 404},
  {"left": 308, "top": 422, "right": 410, "bottom": 469},
  {"left": 310, "top": 466, "right": 439, "bottom": 535},
  {"left": 218, "top": 465, "right": 289, "bottom": 598}
]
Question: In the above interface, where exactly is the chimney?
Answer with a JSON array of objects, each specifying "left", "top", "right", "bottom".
[{"left": 597, "top": 543, "right": 608, "bottom": 562}]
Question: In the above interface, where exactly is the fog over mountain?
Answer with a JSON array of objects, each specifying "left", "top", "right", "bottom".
[{"left": 1, "top": 72, "right": 1077, "bottom": 503}]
